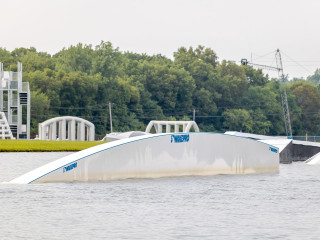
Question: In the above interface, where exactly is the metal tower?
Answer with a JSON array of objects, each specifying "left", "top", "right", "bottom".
[
  {"left": 275, "top": 49, "right": 292, "bottom": 138},
  {"left": 241, "top": 49, "right": 293, "bottom": 138}
]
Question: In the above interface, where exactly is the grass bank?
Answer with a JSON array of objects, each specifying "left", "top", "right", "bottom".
[{"left": 0, "top": 140, "right": 106, "bottom": 152}]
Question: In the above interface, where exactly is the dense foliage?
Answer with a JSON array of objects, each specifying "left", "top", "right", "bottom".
[{"left": 1, "top": 42, "right": 320, "bottom": 138}]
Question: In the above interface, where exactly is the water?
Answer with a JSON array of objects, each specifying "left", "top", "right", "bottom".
[{"left": 1, "top": 152, "right": 320, "bottom": 240}]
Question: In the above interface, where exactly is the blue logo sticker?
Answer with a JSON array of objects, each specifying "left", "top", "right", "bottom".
[
  {"left": 63, "top": 162, "right": 77, "bottom": 173},
  {"left": 171, "top": 134, "right": 190, "bottom": 143},
  {"left": 269, "top": 147, "right": 278, "bottom": 153}
]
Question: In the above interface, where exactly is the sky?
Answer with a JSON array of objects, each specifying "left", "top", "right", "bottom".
[{"left": 1, "top": 0, "right": 320, "bottom": 79}]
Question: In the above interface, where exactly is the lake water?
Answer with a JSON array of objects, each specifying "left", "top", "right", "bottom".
[{"left": 1, "top": 152, "right": 320, "bottom": 240}]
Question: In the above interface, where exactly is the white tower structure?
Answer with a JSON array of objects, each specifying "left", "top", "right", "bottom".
[{"left": 0, "top": 62, "right": 31, "bottom": 139}]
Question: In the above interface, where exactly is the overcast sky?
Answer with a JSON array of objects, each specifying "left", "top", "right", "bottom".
[{"left": 1, "top": 0, "right": 320, "bottom": 79}]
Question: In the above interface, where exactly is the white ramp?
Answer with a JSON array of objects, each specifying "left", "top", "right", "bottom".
[
  {"left": 10, "top": 132, "right": 279, "bottom": 184},
  {"left": 305, "top": 152, "right": 320, "bottom": 165},
  {"left": 258, "top": 139, "right": 292, "bottom": 153}
]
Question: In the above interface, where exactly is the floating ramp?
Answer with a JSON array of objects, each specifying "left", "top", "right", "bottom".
[
  {"left": 258, "top": 139, "right": 293, "bottom": 164},
  {"left": 305, "top": 152, "right": 320, "bottom": 165},
  {"left": 225, "top": 131, "right": 320, "bottom": 163},
  {"left": 10, "top": 133, "right": 279, "bottom": 184}
]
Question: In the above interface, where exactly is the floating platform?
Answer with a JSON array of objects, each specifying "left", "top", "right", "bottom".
[{"left": 10, "top": 133, "right": 279, "bottom": 184}]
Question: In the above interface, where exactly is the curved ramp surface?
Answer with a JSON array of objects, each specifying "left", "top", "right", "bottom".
[
  {"left": 10, "top": 133, "right": 279, "bottom": 184},
  {"left": 305, "top": 152, "right": 320, "bottom": 165}
]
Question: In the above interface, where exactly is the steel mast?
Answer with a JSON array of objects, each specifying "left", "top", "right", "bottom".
[
  {"left": 241, "top": 49, "right": 292, "bottom": 138},
  {"left": 275, "top": 49, "right": 292, "bottom": 138}
]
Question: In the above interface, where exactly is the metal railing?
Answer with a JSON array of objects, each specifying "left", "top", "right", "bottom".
[{"left": 293, "top": 136, "right": 320, "bottom": 142}]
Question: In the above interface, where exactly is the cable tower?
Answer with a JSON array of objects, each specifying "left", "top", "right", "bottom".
[{"left": 241, "top": 49, "right": 293, "bottom": 138}]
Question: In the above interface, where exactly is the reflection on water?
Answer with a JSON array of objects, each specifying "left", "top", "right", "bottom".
[{"left": 1, "top": 152, "right": 320, "bottom": 240}]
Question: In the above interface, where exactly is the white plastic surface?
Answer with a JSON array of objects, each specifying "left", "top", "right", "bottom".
[
  {"left": 10, "top": 133, "right": 279, "bottom": 184},
  {"left": 305, "top": 152, "right": 320, "bottom": 165},
  {"left": 258, "top": 139, "right": 292, "bottom": 153}
]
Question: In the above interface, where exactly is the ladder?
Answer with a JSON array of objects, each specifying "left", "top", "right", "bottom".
[{"left": 0, "top": 112, "right": 14, "bottom": 139}]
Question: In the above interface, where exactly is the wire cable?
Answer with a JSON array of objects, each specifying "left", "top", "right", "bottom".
[
  {"left": 281, "top": 51, "right": 313, "bottom": 75},
  {"left": 252, "top": 50, "right": 277, "bottom": 62}
]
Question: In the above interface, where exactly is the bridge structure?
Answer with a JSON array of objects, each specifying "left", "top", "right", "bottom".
[
  {"left": 38, "top": 116, "right": 95, "bottom": 141},
  {"left": 145, "top": 120, "right": 199, "bottom": 134}
]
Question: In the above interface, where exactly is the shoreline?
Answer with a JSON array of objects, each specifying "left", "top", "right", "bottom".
[{"left": 0, "top": 140, "right": 106, "bottom": 152}]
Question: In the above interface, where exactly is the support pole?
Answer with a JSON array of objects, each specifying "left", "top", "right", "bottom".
[
  {"left": 193, "top": 108, "right": 195, "bottom": 122},
  {"left": 166, "top": 124, "right": 170, "bottom": 133},
  {"left": 77, "top": 122, "right": 81, "bottom": 141},
  {"left": 89, "top": 125, "right": 95, "bottom": 141},
  {"left": 174, "top": 124, "right": 179, "bottom": 133},
  {"left": 61, "top": 120, "right": 66, "bottom": 140},
  {"left": 70, "top": 119, "right": 75, "bottom": 141},
  {"left": 51, "top": 122, "right": 56, "bottom": 140},
  {"left": 68, "top": 120, "right": 72, "bottom": 140},
  {"left": 109, "top": 102, "right": 113, "bottom": 133},
  {"left": 80, "top": 122, "right": 85, "bottom": 141},
  {"left": 27, "top": 88, "right": 30, "bottom": 139}
]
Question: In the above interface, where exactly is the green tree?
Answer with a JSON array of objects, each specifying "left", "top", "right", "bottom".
[
  {"left": 30, "top": 91, "right": 51, "bottom": 136},
  {"left": 222, "top": 109, "right": 253, "bottom": 132},
  {"left": 243, "top": 66, "right": 269, "bottom": 86},
  {"left": 214, "top": 60, "right": 248, "bottom": 107},
  {"left": 54, "top": 43, "right": 94, "bottom": 74},
  {"left": 3, "top": 42, "right": 319, "bottom": 137},
  {"left": 290, "top": 81, "right": 320, "bottom": 134},
  {"left": 249, "top": 109, "right": 272, "bottom": 135},
  {"left": 174, "top": 45, "right": 218, "bottom": 70},
  {"left": 307, "top": 69, "right": 320, "bottom": 86},
  {"left": 241, "top": 83, "right": 283, "bottom": 135},
  {"left": 0, "top": 48, "right": 16, "bottom": 71},
  {"left": 92, "top": 41, "right": 124, "bottom": 79}
]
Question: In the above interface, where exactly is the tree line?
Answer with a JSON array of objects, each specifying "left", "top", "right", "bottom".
[{"left": 1, "top": 41, "right": 320, "bottom": 138}]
